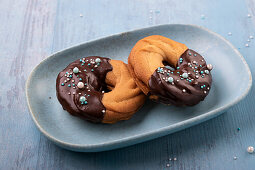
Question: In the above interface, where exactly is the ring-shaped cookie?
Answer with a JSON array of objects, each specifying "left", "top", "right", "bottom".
[
  {"left": 56, "top": 56, "right": 146, "bottom": 123},
  {"left": 128, "top": 35, "right": 213, "bottom": 106}
]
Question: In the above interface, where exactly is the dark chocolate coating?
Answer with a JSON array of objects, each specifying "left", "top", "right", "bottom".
[
  {"left": 148, "top": 49, "right": 212, "bottom": 106},
  {"left": 56, "top": 56, "right": 112, "bottom": 123}
]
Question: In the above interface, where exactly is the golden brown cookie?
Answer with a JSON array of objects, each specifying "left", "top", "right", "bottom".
[
  {"left": 128, "top": 35, "right": 213, "bottom": 106},
  {"left": 56, "top": 56, "right": 146, "bottom": 123}
]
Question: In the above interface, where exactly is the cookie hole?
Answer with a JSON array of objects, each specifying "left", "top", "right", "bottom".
[
  {"left": 162, "top": 61, "right": 175, "bottom": 71},
  {"left": 101, "top": 83, "right": 113, "bottom": 93},
  {"left": 105, "top": 85, "right": 114, "bottom": 92}
]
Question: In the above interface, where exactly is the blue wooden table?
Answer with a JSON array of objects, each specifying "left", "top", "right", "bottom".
[{"left": 1, "top": 0, "right": 255, "bottom": 169}]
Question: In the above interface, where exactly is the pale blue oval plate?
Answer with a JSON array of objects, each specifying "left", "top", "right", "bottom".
[{"left": 26, "top": 24, "right": 252, "bottom": 152}]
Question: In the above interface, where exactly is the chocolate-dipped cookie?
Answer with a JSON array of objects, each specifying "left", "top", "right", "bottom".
[
  {"left": 128, "top": 35, "right": 213, "bottom": 106},
  {"left": 56, "top": 56, "right": 146, "bottom": 123}
]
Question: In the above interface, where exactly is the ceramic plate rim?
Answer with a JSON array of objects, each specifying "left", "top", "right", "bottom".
[{"left": 26, "top": 24, "right": 252, "bottom": 151}]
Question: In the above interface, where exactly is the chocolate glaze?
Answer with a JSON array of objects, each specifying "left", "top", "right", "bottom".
[
  {"left": 148, "top": 49, "right": 212, "bottom": 106},
  {"left": 56, "top": 56, "right": 112, "bottom": 123}
]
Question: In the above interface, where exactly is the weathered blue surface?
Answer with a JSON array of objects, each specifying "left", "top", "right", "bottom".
[{"left": 0, "top": 0, "right": 255, "bottom": 169}]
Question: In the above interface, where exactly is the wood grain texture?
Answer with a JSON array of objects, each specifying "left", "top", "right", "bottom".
[{"left": 0, "top": 0, "right": 255, "bottom": 169}]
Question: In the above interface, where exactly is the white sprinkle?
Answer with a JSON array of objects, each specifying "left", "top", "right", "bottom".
[
  {"left": 204, "top": 91, "right": 207, "bottom": 94},
  {"left": 233, "top": 156, "right": 237, "bottom": 160},
  {"left": 169, "top": 158, "right": 172, "bottom": 161},
  {"left": 64, "top": 75, "right": 67, "bottom": 77},
  {"left": 95, "top": 65, "right": 98, "bottom": 68},
  {"left": 228, "top": 32, "right": 232, "bottom": 36},
  {"left": 79, "top": 93, "right": 81, "bottom": 95},
  {"left": 247, "top": 39, "right": 250, "bottom": 42},
  {"left": 166, "top": 163, "right": 170, "bottom": 167},
  {"left": 73, "top": 92, "right": 75, "bottom": 95},
  {"left": 182, "top": 72, "right": 188, "bottom": 78},
  {"left": 173, "top": 158, "right": 177, "bottom": 161},
  {"left": 80, "top": 14, "right": 83, "bottom": 17},
  {"left": 176, "top": 80, "right": 179, "bottom": 82},
  {"left": 88, "top": 89, "right": 91, "bottom": 92},
  {"left": 150, "top": 10, "right": 153, "bottom": 13},
  {"left": 102, "top": 110, "right": 106, "bottom": 113},
  {"left": 79, "top": 71, "right": 81, "bottom": 73},
  {"left": 182, "top": 89, "right": 186, "bottom": 93},
  {"left": 64, "top": 80, "right": 67, "bottom": 83},
  {"left": 207, "top": 87, "right": 210, "bottom": 90},
  {"left": 72, "top": 80, "right": 74, "bottom": 82},
  {"left": 171, "top": 82, "right": 174, "bottom": 85},
  {"left": 102, "top": 91, "right": 105, "bottom": 93},
  {"left": 196, "top": 75, "right": 199, "bottom": 79},
  {"left": 247, "top": 14, "right": 251, "bottom": 18},
  {"left": 245, "top": 43, "right": 249, "bottom": 47},
  {"left": 207, "top": 64, "right": 213, "bottom": 70},
  {"left": 73, "top": 87, "right": 75, "bottom": 89},
  {"left": 95, "top": 58, "right": 101, "bottom": 63},
  {"left": 77, "top": 82, "right": 84, "bottom": 89},
  {"left": 67, "top": 78, "right": 70, "bottom": 81},
  {"left": 68, "top": 92, "right": 71, "bottom": 95},
  {"left": 249, "top": 35, "right": 254, "bottom": 39},
  {"left": 247, "top": 146, "right": 254, "bottom": 153}
]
